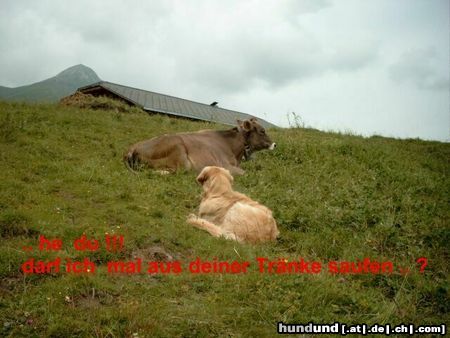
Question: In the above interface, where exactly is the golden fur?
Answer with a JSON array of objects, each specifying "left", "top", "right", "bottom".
[{"left": 187, "top": 166, "right": 279, "bottom": 243}]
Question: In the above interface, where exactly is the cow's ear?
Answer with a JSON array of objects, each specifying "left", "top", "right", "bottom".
[
  {"left": 249, "top": 117, "right": 257, "bottom": 123},
  {"left": 243, "top": 120, "right": 252, "bottom": 131},
  {"left": 237, "top": 119, "right": 252, "bottom": 132}
]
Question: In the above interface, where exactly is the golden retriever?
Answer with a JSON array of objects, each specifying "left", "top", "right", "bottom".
[{"left": 187, "top": 166, "right": 279, "bottom": 243}]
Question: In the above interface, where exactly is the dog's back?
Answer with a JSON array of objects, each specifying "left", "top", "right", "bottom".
[{"left": 221, "top": 200, "right": 279, "bottom": 243}]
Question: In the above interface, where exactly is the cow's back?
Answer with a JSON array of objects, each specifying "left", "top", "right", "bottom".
[
  {"left": 125, "top": 130, "right": 238, "bottom": 172},
  {"left": 178, "top": 131, "right": 238, "bottom": 172},
  {"left": 126, "top": 133, "right": 191, "bottom": 170}
]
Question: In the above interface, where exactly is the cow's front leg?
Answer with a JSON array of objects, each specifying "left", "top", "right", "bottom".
[{"left": 228, "top": 166, "right": 244, "bottom": 176}]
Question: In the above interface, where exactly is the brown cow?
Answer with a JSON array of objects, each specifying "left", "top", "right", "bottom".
[{"left": 124, "top": 118, "right": 275, "bottom": 175}]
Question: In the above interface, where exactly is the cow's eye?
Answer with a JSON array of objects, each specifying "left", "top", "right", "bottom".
[{"left": 261, "top": 129, "right": 265, "bottom": 134}]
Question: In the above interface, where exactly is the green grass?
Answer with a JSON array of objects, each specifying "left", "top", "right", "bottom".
[{"left": 0, "top": 100, "right": 449, "bottom": 337}]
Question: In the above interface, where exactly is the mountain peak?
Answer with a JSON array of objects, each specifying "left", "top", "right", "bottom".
[
  {"left": 56, "top": 64, "right": 101, "bottom": 83},
  {"left": 0, "top": 64, "right": 101, "bottom": 102}
]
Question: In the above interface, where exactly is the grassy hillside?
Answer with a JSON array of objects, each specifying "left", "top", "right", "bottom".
[
  {"left": 0, "top": 100, "right": 448, "bottom": 337},
  {"left": 0, "top": 86, "right": 14, "bottom": 97}
]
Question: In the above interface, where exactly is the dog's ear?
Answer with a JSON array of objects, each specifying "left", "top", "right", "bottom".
[{"left": 196, "top": 168, "right": 210, "bottom": 185}]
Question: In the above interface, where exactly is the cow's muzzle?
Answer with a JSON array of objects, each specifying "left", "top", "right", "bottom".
[{"left": 269, "top": 143, "right": 276, "bottom": 150}]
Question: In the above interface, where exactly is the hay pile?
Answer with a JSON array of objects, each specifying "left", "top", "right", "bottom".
[{"left": 59, "top": 92, "right": 142, "bottom": 113}]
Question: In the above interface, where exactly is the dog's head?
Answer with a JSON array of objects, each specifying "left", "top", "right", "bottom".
[{"left": 196, "top": 166, "right": 234, "bottom": 195}]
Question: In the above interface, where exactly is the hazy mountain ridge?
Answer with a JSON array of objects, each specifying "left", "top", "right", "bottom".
[{"left": 0, "top": 64, "right": 101, "bottom": 102}]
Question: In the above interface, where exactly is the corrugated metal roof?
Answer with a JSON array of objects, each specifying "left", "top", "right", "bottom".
[{"left": 78, "top": 81, "right": 278, "bottom": 129}]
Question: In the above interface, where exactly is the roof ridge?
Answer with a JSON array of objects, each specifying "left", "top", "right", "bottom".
[
  {"left": 77, "top": 81, "right": 278, "bottom": 128},
  {"left": 93, "top": 81, "right": 252, "bottom": 117}
]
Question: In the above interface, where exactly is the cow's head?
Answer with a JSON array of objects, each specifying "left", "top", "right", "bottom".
[{"left": 237, "top": 118, "right": 276, "bottom": 155}]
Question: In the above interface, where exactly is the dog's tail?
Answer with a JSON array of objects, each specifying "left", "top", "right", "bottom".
[{"left": 187, "top": 215, "right": 238, "bottom": 241}]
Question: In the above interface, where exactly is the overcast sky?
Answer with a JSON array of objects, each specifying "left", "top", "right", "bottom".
[{"left": 1, "top": 0, "right": 448, "bottom": 141}]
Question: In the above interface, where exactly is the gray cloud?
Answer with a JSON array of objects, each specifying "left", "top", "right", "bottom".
[
  {"left": 280, "top": 0, "right": 331, "bottom": 15},
  {"left": 389, "top": 47, "right": 449, "bottom": 91},
  {"left": 0, "top": 0, "right": 377, "bottom": 92},
  {"left": 155, "top": 2, "right": 378, "bottom": 95}
]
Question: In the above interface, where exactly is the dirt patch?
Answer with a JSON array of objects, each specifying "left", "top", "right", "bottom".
[
  {"left": 71, "top": 289, "right": 117, "bottom": 309},
  {"left": 0, "top": 275, "right": 22, "bottom": 295},
  {"left": 132, "top": 246, "right": 177, "bottom": 262},
  {"left": 0, "top": 211, "right": 39, "bottom": 238},
  {"left": 54, "top": 190, "right": 76, "bottom": 201}
]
